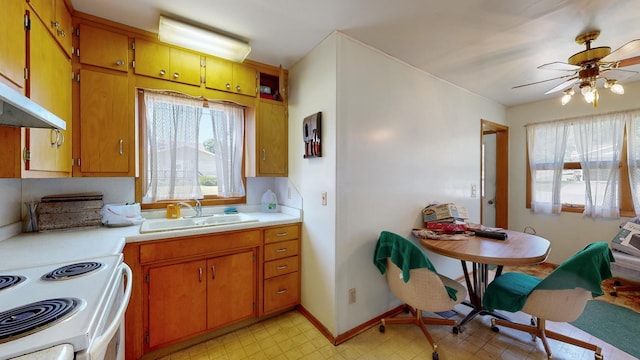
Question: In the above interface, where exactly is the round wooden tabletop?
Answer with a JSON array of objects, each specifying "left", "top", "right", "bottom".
[{"left": 419, "top": 230, "right": 550, "bottom": 266}]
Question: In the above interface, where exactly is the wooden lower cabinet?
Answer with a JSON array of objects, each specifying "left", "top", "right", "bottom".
[
  {"left": 262, "top": 225, "right": 301, "bottom": 314},
  {"left": 146, "top": 250, "right": 256, "bottom": 349},
  {"left": 123, "top": 223, "right": 300, "bottom": 360},
  {"left": 147, "top": 259, "right": 207, "bottom": 348}
]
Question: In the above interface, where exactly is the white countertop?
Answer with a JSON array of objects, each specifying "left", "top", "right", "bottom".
[{"left": 0, "top": 207, "right": 301, "bottom": 270}]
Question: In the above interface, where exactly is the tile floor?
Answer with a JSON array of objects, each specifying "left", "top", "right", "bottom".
[{"left": 160, "top": 264, "right": 638, "bottom": 360}]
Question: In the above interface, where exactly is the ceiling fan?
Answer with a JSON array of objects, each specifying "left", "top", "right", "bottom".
[{"left": 514, "top": 30, "right": 640, "bottom": 107}]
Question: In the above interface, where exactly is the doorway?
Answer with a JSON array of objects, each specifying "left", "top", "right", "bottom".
[{"left": 481, "top": 120, "right": 508, "bottom": 229}]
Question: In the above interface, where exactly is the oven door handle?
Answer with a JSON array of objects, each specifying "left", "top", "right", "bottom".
[{"left": 90, "top": 263, "right": 133, "bottom": 359}]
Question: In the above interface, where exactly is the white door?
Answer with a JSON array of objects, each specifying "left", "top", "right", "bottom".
[{"left": 482, "top": 133, "right": 496, "bottom": 227}]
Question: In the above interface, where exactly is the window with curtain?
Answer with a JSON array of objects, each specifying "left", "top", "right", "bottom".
[
  {"left": 140, "top": 90, "right": 246, "bottom": 205},
  {"left": 526, "top": 109, "right": 640, "bottom": 218}
]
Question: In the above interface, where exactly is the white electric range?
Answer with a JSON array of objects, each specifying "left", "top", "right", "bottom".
[{"left": 0, "top": 227, "right": 133, "bottom": 360}]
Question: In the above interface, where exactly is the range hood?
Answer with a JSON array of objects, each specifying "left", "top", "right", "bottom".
[{"left": 0, "top": 81, "right": 66, "bottom": 130}]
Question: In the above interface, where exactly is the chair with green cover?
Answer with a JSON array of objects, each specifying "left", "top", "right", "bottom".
[
  {"left": 482, "top": 242, "right": 614, "bottom": 360},
  {"left": 373, "top": 231, "right": 467, "bottom": 360}
]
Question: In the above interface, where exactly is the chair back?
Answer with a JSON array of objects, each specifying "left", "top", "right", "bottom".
[
  {"left": 524, "top": 242, "right": 614, "bottom": 322},
  {"left": 385, "top": 259, "right": 458, "bottom": 313}
]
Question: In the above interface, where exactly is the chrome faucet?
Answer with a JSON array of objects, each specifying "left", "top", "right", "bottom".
[
  {"left": 193, "top": 198, "right": 202, "bottom": 217},
  {"left": 177, "top": 198, "right": 203, "bottom": 217}
]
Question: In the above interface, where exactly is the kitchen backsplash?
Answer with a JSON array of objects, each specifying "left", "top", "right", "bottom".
[{"left": 0, "top": 176, "right": 302, "bottom": 231}]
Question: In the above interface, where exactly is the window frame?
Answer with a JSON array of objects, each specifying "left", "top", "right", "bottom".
[
  {"left": 135, "top": 89, "right": 247, "bottom": 210},
  {"left": 526, "top": 125, "right": 635, "bottom": 217}
]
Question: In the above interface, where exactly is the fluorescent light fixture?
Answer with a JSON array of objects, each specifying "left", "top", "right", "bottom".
[{"left": 158, "top": 16, "right": 251, "bottom": 62}]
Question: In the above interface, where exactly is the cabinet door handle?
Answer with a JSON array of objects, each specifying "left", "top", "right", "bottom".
[
  {"left": 58, "top": 29, "right": 66, "bottom": 37},
  {"left": 119, "top": 139, "right": 123, "bottom": 155},
  {"left": 236, "top": 85, "right": 241, "bottom": 91},
  {"left": 199, "top": 267, "right": 203, "bottom": 282},
  {"left": 173, "top": 72, "right": 180, "bottom": 79},
  {"left": 159, "top": 69, "right": 166, "bottom": 76},
  {"left": 115, "top": 59, "right": 124, "bottom": 66},
  {"left": 275, "top": 248, "right": 288, "bottom": 253},
  {"left": 276, "top": 288, "right": 288, "bottom": 294},
  {"left": 225, "top": 83, "right": 231, "bottom": 89},
  {"left": 211, "top": 265, "right": 216, "bottom": 279},
  {"left": 276, "top": 232, "right": 289, "bottom": 237},
  {"left": 50, "top": 129, "right": 59, "bottom": 147},
  {"left": 56, "top": 131, "right": 64, "bottom": 149},
  {"left": 262, "top": 149, "right": 266, "bottom": 161},
  {"left": 276, "top": 265, "right": 288, "bottom": 270}
]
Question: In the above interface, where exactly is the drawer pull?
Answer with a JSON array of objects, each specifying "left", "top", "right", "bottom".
[
  {"left": 275, "top": 248, "right": 288, "bottom": 253},
  {"left": 275, "top": 232, "right": 289, "bottom": 237},
  {"left": 211, "top": 265, "right": 216, "bottom": 279},
  {"left": 276, "top": 265, "right": 288, "bottom": 270},
  {"left": 276, "top": 288, "right": 288, "bottom": 294},
  {"left": 198, "top": 267, "right": 203, "bottom": 282}
]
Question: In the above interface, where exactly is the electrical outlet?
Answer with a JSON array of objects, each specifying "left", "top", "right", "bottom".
[
  {"left": 321, "top": 192, "right": 327, "bottom": 206},
  {"left": 348, "top": 288, "right": 356, "bottom": 304},
  {"left": 471, "top": 184, "right": 477, "bottom": 198}
]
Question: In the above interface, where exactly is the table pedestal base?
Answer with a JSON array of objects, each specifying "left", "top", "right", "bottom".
[{"left": 455, "top": 261, "right": 511, "bottom": 332}]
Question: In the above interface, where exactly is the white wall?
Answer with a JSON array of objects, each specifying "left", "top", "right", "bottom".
[
  {"left": 507, "top": 81, "right": 640, "bottom": 263},
  {"left": 289, "top": 32, "right": 507, "bottom": 336},
  {"left": 288, "top": 33, "right": 339, "bottom": 335}
]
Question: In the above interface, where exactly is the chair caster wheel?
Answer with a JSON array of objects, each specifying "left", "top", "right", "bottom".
[
  {"left": 452, "top": 326, "right": 459, "bottom": 334},
  {"left": 432, "top": 352, "right": 439, "bottom": 360},
  {"left": 379, "top": 325, "right": 385, "bottom": 333},
  {"left": 491, "top": 326, "right": 500, "bottom": 333}
]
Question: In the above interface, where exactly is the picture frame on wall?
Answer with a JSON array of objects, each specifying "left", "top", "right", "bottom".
[{"left": 303, "top": 112, "right": 322, "bottom": 158}]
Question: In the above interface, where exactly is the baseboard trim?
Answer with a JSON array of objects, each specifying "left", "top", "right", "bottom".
[{"left": 296, "top": 304, "right": 404, "bottom": 345}]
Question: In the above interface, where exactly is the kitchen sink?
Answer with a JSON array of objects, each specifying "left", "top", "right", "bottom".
[{"left": 139, "top": 213, "right": 257, "bottom": 233}]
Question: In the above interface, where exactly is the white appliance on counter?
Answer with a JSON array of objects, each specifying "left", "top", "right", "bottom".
[{"left": 0, "top": 254, "right": 132, "bottom": 360}]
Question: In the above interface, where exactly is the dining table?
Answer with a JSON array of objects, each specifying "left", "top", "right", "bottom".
[{"left": 418, "top": 229, "right": 551, "bottom": 331}]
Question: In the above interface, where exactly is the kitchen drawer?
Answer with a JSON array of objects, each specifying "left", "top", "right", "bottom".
[
  {"left": 264, "top": 272, "right": 299, "bottom": 313},
  {"left": 264, "top": 225, "right": 299, "bottom": 244},
  {"left": 264, "top": 240, "right": 299, "bottom": 261},
  {"left": 140, "top": 230, "right": 260, "bottom": 263},
  {"left": 264, "top": 256, "right": 299, "bottom": 279}
]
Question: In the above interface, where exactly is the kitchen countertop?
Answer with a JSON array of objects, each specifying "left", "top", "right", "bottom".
[{"left": 0, "top": 207, "right": 301, "bottom": 270}]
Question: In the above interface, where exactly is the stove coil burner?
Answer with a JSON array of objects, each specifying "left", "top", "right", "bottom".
[
  {"left": 0, "top": 275, "right": 26, "bottom": 291},
  {"left": 42, "top": 261, "right": 104, "bottom": 281},
  {"left": 0, "top": 297, "right": 80, "bottom": 344}
]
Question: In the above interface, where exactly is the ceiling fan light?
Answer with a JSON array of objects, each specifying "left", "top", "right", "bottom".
[
  {"left": 561, "top": 93, "right": 572, "bottom": 105},
  {"left": 580, "top": 85, "right": 592, "bottom": 96},
  {"left": 611, "top": 83, "right": 624, "bottom": 94},
  {"left": 583, "top": 90, "right": 595, "bottom": 103}
]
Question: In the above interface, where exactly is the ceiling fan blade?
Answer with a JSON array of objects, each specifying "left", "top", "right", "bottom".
[
  {"left": 600, "top": 68, "right": 639, "bottom": 80},
  {"left": 600, "top": 39, "right": 640, "bottom": 65},
  {"left": 544, "top": 77, "right": 579, "bottom": 94},
  {"left": 512, "top": 73, "right": 576, "bottom": 89},
  {"left": 618, "top": 56, "right": 640, "bottom": 68},
  {"left": 537, "top": 62, "right": 580, "bottom": 71}
]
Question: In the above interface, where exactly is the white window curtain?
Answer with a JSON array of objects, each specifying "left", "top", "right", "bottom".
[
  {"left": 526, "top": 121, "right": 569, "bottom": 214},
  {"left": 143, "top": 91, "right": 203, "bottom": 202},
  {"left": 208, "top": 103, "right": 245, "bottom": 197},
  {"left": 573, "top": 114, "right": 625, "bottom": 218},
  {"left": 627, "top": 110, "right": 640, "bottom": 214}
]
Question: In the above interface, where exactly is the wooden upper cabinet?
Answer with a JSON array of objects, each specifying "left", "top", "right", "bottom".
[
  {"left": 27, "top": 14, "right": 72, "bottom": 175},
  {"left": 78, "top": 68, "right": 130, "bottom": 174},
  {"left": 78, "top": 24, "right": 129, "bottom": 72},
  {"left": 28, "top": 0, "right": 72, "bottom": 56},
  {"left": 134, "top": 38, "right": 201, "bottom": 86},
  {"left": 0, "top": 1, "right": 26, "bottom": 89},
  {"left": 257, "top": 101, "right": 287, "bottom": 176},
  {"left": 205, "top": 56, "right": 256, "bottom": 97}
]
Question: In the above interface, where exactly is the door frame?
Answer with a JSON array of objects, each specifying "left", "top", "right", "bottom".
[{"left": 481, "top": 119, "right": 509, "bottom": 229}]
